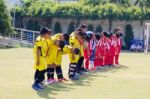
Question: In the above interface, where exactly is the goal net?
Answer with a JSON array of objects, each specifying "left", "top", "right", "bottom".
[{"left": 144, "top": 23, "right": 150, "bottom": 53}]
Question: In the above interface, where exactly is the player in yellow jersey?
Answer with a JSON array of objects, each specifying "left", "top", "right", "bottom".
[
  {"left": 46, "top": 40, "right": 65, "bottom": 84},
  {"left": 48, "top": 33, "right": 69, "bottom": 82},
  {"left": 63, "top": 45, "right": 80, "bottom": 80},
  {"left": 69, "top": 30, "right": 87, "bottom": 75},
  {"left": 52, "top": 33, "right": 70, "bottom": 45},
  {"left": 32, "top": 27, "right": 52, "bottom": 91}
]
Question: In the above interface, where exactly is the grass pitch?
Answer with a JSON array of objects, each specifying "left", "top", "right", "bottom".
[{"left": 0, "top": 48, "right": 150, "bottom": 99}]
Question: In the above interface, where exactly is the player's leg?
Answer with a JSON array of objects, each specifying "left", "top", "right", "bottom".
[
  {"left": 47, "top": 65, "right": 56, "bottom": 84},
  {"left": 32, "top": 69, "right": 44, "bottom": 90}
]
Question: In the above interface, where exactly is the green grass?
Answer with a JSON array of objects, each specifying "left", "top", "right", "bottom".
[{"left": 0, "top": 48, "right": 150, "bottom": 99}]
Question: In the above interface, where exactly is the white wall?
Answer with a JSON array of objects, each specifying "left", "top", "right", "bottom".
[{"left": 23, "top": 17, "right": 150, "bottom": 41}]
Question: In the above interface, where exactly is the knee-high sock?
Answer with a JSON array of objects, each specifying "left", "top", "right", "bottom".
[
  {"left": 84, "top": 59, "right": 89, "bottom": 70},
  {"left": 47, "top": 67, "right": 54, "bottom": 79},
  {"left": 68, "top": 63, "right": 77, "bottom": 78},
  {"left": 115, "top": 55, "right": 119, "bottom": 64},
  {"left": 34, "top": 69, "right": 45, "bottom": 84},
  {"left": 76, "top": 56, "right": 84, "bottom": 73},
  {"left": 56, "top": 66, "right": 64, "bottom": 79}
]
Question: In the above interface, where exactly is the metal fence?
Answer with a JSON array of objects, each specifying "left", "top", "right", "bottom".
[
  {"left": 11, "top": 28, "right": 40, "bottom": 44},
  {"left": 144, "top": 23, "right": 150, "bottom": 53}
]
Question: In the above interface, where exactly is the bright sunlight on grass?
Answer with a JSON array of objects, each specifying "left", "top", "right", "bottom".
[{"left": 0, "top": 48, "right": 150, "bottom": 99}]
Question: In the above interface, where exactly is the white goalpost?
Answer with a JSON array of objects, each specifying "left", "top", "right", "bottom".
[{"left": 144, "top": 23, "right": 150, "bottom": 53}]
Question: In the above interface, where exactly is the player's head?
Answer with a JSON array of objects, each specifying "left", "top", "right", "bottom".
[
  {"left": 95, "top": 33, "right": 101, "bottom": 40},
  {"left": 116, "top": 33, "right": 120, "bottom": 38},
  {"left": 40, "top": 27, "right": 52, "bottom": 39},
  {"left": 107, "top": 33, "right": 112, "bottom": 38},
  {"left": 73, "top": 48, "right": 80, "bottom": 55},
  {"left": 119, "top": 32, "right": 123, "bottom": 37},
  {"left": 63, "top": 33, "right": 70, "bottom": 45},
  {"left": 103, "top": 32, "right": 108, "bottom": 38},
  {"left": 77, "top": 31, "right": 85, "bottom": 42},
  {"left": 79, "top": 24, "right": 87, "bottom": 33},
  {"left": 56, "top": 40, "right": 65, "bottom": 49},
  {"left": 85, "top": 34, "right": 90, "bottom": 42}
]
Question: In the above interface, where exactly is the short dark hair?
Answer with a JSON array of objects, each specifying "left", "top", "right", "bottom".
[
  {"left": 79, "top": 24, "right": 87, "bottom": 29},
  {"left": 63, "top": 33, "right": 69, "bottom": 41},
  {"left": 107, "top": 33, "right": 112, "bottom": 38},
  {"left": 59, "top": 40, "right": 65, "bottom": 49},
  {"left": 119, "top": 33, "right": 123, "bottom": 37},
  {"left": 85, "top": 34, "right": 90, "bottom": 41},
  {"left": 116, "top": 33, "right": 120, "bottom": 38},
  {"left": 40, "top": 27, "right": 52, "bottom": 35},
  {"left": 77, "top": 31, "right": 85, "bottom": 39},
  {"left": 103, "top": 32, "right": 108, "bottom": 37},
  {"left": 73, "top": 48, "right": 80, "bottom": 55},
  {"left": 95, "top": 33, "right": 101, "bottom": 40}
]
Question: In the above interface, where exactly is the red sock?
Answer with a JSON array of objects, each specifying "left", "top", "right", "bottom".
[
  {"left": 115, "top": 55, "right": 119, "bottom": 64},
  {"left": 84, "top": 59, "right": 89, "bottom": 69}
]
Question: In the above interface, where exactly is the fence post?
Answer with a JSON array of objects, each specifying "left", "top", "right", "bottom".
[
  {"left": 21, "top": 29, "right": 23, "bottom": 41},
  {"left": 33, "top": 32, "right": 35, "bottom": 43}
]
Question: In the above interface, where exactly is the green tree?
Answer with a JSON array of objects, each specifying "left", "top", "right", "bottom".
[
  {"left": 67, "top": 22, "right": 75, "bottom": 34},
  {"left": 95, "top": 25, "right": 103, "bottom": 33},
  {"left": 115, "top": 0, "right": 131, "bottom": 6},
  {"left": 54, "top": 22, "right": 62, "bottom": 34},
  {"left": 80, "top": 0, "right": 109, "bottom": 6},
  {"left": 124, "top": 24, "right": 134, "bottom": 49},
  {"left": 88, "top": 24, "right": 94, "bottom": 31},
  {"left": 0, "top": 0, "right": 14, "bottom": 36},
  {"left": 26, "top": 19, "right": 40, "bottom": 31}
]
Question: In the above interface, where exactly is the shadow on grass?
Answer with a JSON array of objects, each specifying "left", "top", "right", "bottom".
[
  {"left": 36, "top": 64, "right": 128, "bottom": 99},
  {"left": 36, "top": 83, "right": 75, "bottom": 99},
  {"left": 96, "top": 64, "right": 128, "bottom": 73}
]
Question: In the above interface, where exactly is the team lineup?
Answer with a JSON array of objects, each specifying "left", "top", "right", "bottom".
[{"left": 32, "top": 24, "right": 123, "bottom": 91}]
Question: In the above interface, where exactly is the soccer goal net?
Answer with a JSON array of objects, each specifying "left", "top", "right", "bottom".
[{"left": 144, "top": 23, "right": 150, "bottom": 53}]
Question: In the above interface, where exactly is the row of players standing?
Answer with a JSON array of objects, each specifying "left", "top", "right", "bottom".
[
  {"left": 84, "top": 30, "right": 122, "bottom": 70},
  {"left": 69, "top": 24, "right": 123, "bottom": 71},
  {"left": 32, "top": 24, "right": 123, "bottom": 91}
]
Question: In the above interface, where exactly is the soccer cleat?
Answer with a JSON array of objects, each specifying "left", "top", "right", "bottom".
[
  {"left": 32, "top": 84, "right": 43, "bottom": 91},
  {"left": 75, "top": 73, "right": 80, "bottom": 76},
  {"left": 96, "top": 66, "right": 102, "bottom": 70},
  {"left": 38, "top": 83, "right": 44, "bottom": 89},
  {"left": 81, "top": 68, "right": 88, "bottom": 72},
  {"left": 47, "top": 79, "right": 57, "bottom": 84},
  {"left": 70, "top": 76, "right": 79, "bottom": 80},
  {"left": 58, "top": 78, "right": 69, "bottom": 82},
  {"left": 79, "top": 71, "right": 85, "bottom": 75},
  {"left": 52, "top": 78, "right": 57, "bottom": 83}
]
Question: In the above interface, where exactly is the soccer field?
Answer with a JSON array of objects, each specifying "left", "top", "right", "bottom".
[{"left": 0, "top": 48, "right": 150, "bottom": 99}]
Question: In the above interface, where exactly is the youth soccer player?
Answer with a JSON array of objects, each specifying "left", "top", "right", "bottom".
[
  {"left": 32, "top": 27, "right": 52, "bottom": 91},
  {"left": 63, "top": 45, "right": 80, "bottom": 80},
  {"left": 46, "top": 40, "right": 65, "bottom": 84},
  {"left": 69, "top": 31, "right": 86, "bottom": 74}
]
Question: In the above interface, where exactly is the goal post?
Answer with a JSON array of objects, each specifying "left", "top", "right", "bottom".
[{"left": 144, "top": 23, "right": 150, "bottom": 53}]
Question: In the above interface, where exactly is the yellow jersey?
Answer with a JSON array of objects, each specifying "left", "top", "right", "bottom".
[
  {"left": 51, "top": 33, "right": 62, "bottom": 42},
  {"left": 63, "top": 45, "right": 79, "bottom": 63},
  {"left": 47, "top": 34, "right": 63, "bottom": 66},
  {"left": 55, "top": 50, "right": 63, "bottom": 66},
  {"left": 69, "top": 35, "right": 84, "bottom": 56},
  {"left": 33, "top": 36, "right": 48, "bottom": 71},
  {"left": 46, "top": 43, "right": 59, "bottom": 65}
]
